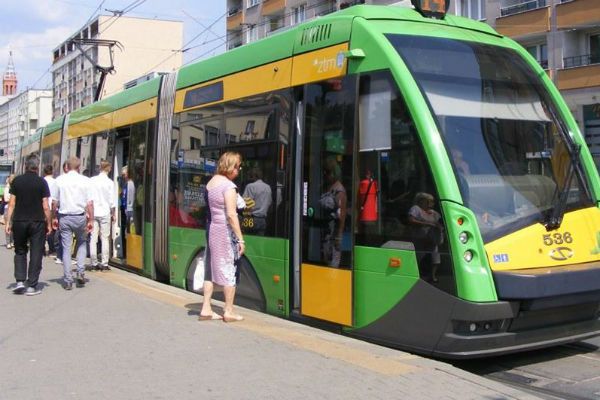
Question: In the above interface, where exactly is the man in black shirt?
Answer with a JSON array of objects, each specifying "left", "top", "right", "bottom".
[{"left": 5, "top": 154, "right": 51, "bottom": 295}]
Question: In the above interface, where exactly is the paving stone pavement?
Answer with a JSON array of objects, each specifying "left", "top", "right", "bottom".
[{"left": 0, "top": 244, "right": 542, "bottom": 400}]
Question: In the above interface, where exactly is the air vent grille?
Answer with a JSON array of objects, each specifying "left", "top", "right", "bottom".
[{"left": 300, "top": 24, "right": 332, "bottom": 46}]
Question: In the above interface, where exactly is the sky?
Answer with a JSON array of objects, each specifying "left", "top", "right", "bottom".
[{"left": 0, "top": 0, "right": 227, "bottom": 92}]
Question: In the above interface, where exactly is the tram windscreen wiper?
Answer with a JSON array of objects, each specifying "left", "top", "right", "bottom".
[{"left": 544, "top": 144, "right": 581, "bottom": 231}]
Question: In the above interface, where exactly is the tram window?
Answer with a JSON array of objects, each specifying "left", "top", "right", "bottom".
[
  {"left": 129, "top": 122, "right": 147, "bottom": 235},
  {"left": 41, "top": 144, "right": 56, "bottom": 176},
  {"left": 52, "top": 144, "right": 61, "bottom": 177},
  {"left": 180, "top": 105, "right": 223, "bottom": 123},
  {"left": 225, "top": 108, "right": 276, "bottom": 142},
  {"left": 94, "top": 133, "right": 109, "bottom": 175},
  {"left": 180, "top": 118, "right": 223, "bottom": 148},
  {"left": 66, "top": 138, "right": 78, "bottom": 161},
  {"left": 79, "top": 136, "right": 92, "bottom": 176},
  {"left": 303, "top": 76, "right": 356, "bottom": 268},
  {"left": 355, "top": 70, "right": 454, "bottom": 291},
  {"left": 144, "top": 119, "right": 156, "bottom": 223},
  {"left": 236, "top": 143, "right": 278, "bottom": 237},
  {"left": 170, "top": 116, "right": 210, "bottom": 229}
]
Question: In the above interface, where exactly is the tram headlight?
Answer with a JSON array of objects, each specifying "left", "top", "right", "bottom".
[
  {"left": 469, "top": 323, "right": 478, "bottom": 332},
  {"left": 458, "top": 232, "right": 468, "bottom": 244},
  {"left": 463, "top": 250, "right": 473, "bottom": 262}
]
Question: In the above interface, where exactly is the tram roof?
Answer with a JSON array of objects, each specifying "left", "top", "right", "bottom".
[
  {"left": 176, "top": 5, "right": 497, "bottom": 90},
  {"left": 57, "top": 4, "right": 499, "bottom": 130},
  {"left": 44, "top": 116, "right": 64, "bottom": 136}
]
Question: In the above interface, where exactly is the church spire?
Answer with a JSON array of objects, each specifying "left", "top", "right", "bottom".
[{"left": 3, "top": 51, "right": 17, "bottom": 96}]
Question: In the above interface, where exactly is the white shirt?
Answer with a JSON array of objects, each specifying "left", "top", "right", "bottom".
[
  {"left": 44, "top": 175, "right": 56, "bottom": 210},
  {"left": 90, "top": 172, "right": 114, "bottom": 217},
  {"left": 53, "top": 170, "right": 95, "bottom": 215}
]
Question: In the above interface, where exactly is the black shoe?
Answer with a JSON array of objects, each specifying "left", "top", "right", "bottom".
[
  {"left": 76, "top": 273, "right": 85, "bottom": 288},
  {"left": 63, "top": 282, "right": 73, "bottom": 291},
  {"left": 12, "top": 281, "right": 26, "bottom": 294},
  {"left": 100, "top": 265, "right": 111, "bottom": 272}
]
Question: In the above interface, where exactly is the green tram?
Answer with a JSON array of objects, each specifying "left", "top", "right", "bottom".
[{"left": 29, "top": 3, "right": 600, "bottom": 358}]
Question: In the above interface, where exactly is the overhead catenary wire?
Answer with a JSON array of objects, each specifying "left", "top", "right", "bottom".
[
  {"left": 99, "top": 0, "right": 148, "bottom": 35},
  {"left": 140, "top": 10, "right": 227, "bottom": 77},
  {"left": 143, "top": 0, "right": 339, "bottom": 75},
  {"left": 183, "top": 0, "right": 341, "bottom": 66}
]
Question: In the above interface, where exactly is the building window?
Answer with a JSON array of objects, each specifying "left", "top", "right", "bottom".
[
  {"left": 247, "top": 25, "right": 259, "bottom": 43},
  {"left": 591, "top": 34, "right": 600, "bottom": 65},
  {"left": 292, "top": 4, "right": 306, "bottom": 25},
  {"left": 456, "top": 0, "right": 486, "bottom": 20},
  {"left": 501, "top": 0, "right": 546, "bottom": 17},
  {"left": 248, "top": 0, "right": 260, "bottom": 7},
  {"left": 266, "top": 16, "right": 283, "bottom": 33},
  {"left": 526, "top": 43, "right": 548, "bottom": 69}
]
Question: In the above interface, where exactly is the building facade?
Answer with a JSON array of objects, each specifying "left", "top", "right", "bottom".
[
  {"left": 51, "top": 15, "right": 183, "bottom": 119},
  {"left": 225, "top": 0, "right": 397, "bottom": 50},
  {"left": 0, "top": 90, "right": 52, "bottom": 167}
]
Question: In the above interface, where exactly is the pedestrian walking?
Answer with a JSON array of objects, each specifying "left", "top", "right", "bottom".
[
  {"left": 52, "top": 161, "right": 69, "bottom": 265},
  {"left": 5, "top": 154, "right": 51, "bottom": 295},
  {"left": 4, "top": 174, "right": 15, "bottom": 248},
  {"left": 43, "top": 164, "right": 57, "bottom": 256},
  {"left": 52, "top": 156, "right": 95, "bottom": 290},
  {"left": 89, "top": 160, "right": 115, "bottom": 271}
]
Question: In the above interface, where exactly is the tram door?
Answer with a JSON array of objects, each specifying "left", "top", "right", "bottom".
[
  {"left": 299, "top": 77, "right": 356, "bottom": 326},
  {"left": 113, "top": 125, "right": 145, "bottom": 270}
]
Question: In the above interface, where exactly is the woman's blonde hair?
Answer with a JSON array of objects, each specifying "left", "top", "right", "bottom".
[{"left": 217, "top": 151, "right": 242, "bottom": 176}]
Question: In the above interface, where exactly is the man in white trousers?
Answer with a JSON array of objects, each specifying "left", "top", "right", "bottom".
[{"left": 89, "top": 160, "right": 115, "bottom": 271}]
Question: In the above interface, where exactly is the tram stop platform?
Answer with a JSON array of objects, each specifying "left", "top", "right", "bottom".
[{"left": 0, "top": 244, "right": 542, "bottom": 400}]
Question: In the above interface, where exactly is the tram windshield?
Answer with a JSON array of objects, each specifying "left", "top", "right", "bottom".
[{"left": 389, "top": 35, "right": 593, "bottom": 241}]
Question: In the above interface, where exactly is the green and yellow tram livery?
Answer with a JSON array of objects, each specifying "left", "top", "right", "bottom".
[{"left": 34, "top": 2, "right": 600, "bottom": 358}]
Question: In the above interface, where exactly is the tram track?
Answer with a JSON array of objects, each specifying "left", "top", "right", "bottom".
[
  {"left": 455, "top": 341, "right": 600, "bottom": 400},
  {"left": 484, "top": 371, "right": 592, "bottom": 400}
]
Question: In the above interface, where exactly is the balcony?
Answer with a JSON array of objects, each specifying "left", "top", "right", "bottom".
[
  {"left": 557, "top": 0, "right": 600, "bottom": 30},
  {"left": 563, "top": 54, "right": 600, "bottom": 69},
  {"left": 557, "top": 63, "right": 600, "bottom": 90},
  {"left": 261, "top": 0, "right": 286, "bottom": 16},
  {"left": 501, "top": 0, "right": 546, "bottom": 16},
  {"left": 495, "top": 5, "right": 550, "bottom": 38},
  {"left": 227, "top": 9, "right": 244, "bottom": 30}
]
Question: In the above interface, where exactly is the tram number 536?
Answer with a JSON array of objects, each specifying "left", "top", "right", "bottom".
[{"left": 543, "top": 232, "right": 573, "bottom": 246}]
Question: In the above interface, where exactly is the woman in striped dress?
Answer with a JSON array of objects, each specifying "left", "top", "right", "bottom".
[{"left": 199, "top": 152, "right": 245, "bottom": 322}]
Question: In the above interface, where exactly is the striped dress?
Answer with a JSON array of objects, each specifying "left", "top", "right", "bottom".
[{"left": 207, "top": 179, "right": 237, "bottom": 287}]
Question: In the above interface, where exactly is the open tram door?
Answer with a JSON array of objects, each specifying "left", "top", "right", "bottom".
[
  {"left": 295, "top": 76, "right": 356, "bottom": 326},
  {"left": 112, "top": 130, "right": 144, "bottom": 271}
]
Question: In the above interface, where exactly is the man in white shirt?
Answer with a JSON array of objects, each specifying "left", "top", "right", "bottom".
[
  {"left": 89, "top": 161, "right": 115, "bottom": 271},
  {"left": 43, "top": 164, "right": 57, "bottom": 256},
  {"left": 52, "top": 156, "right": 95, "bottom": 290}
]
